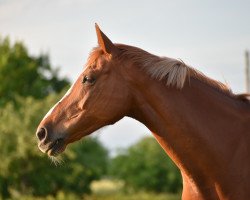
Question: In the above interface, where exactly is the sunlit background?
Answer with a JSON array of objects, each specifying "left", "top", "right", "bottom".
[{"left": 0, "top": 0, "right": 250, "bottom": 199}]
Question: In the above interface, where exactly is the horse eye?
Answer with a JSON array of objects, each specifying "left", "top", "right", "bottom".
[{"left": 82, "top": 76, "right": 95, "bottom": 84}]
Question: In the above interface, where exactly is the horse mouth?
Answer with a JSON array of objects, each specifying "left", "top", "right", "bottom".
[{"left": 46, "top": 138, "right": 65, "bottom": 157}]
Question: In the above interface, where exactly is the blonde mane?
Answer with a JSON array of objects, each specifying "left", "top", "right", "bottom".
[
  {"left": 140, "top": 56, "right": 188, "bottom": 89},
  {"left": 116, "top": 44, "right": 231, "bottom": 92}
]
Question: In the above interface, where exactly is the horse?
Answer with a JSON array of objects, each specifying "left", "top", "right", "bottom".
[{"left": 36, "top": 24, "right": 250, "bottom": 200}]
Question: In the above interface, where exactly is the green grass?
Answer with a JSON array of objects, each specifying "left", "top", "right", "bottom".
[
  {"left": 87, "top": 179, "right": 181, "bottom": 200},
  {"left": 84, "top": 192, "right": 181, "bottom": 200},
  {"left": 2, "top": 179, "right": 181, "bottom": 200}
]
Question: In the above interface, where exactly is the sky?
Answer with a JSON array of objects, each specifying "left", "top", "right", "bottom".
[{"left": 1, "top": 0, "right": 250, "bottom": 154}]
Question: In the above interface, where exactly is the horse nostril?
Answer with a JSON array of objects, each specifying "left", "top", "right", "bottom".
[{"left": 36, "top": 127, "right": 47, "bottom": 141}]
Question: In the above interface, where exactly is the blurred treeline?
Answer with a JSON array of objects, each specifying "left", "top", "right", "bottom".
[{"left": 0, "top": 37, "right": 182, "bottom": 200}]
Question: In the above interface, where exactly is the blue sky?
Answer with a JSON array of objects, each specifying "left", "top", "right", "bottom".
[{"left": 1, "top": 0, "right": 250, "bottom": 153}]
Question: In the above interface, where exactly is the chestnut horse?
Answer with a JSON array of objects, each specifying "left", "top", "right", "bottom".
[{"left": 36, "top": 24, "right": 250, "bottom": 200}]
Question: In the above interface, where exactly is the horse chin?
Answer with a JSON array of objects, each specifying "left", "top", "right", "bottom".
[{"left": 46, "top": 138, "right": 66, "bottom": 157}]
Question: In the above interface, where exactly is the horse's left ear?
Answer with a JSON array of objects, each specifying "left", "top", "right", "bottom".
[{"left": 95, "top": 23, "right": 119, "bottom": 55}]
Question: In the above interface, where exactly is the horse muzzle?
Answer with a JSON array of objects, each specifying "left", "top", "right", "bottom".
[{"left": 36, "top": 127, "right": 66, "bottom": 156}]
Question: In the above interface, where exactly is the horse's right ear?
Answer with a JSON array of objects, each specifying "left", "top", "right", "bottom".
[{"left": 95, "top": 23, "right": 119, "bottom": 55}]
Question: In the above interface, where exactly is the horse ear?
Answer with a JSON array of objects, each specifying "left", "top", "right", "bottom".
[{"left": 95, "top": 23, "right": 119, "bottom": 55}]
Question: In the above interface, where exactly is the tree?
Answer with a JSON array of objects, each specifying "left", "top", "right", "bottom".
[
  {"left": 109, "top": 137, "right": 182, "bottom": 193},
  {"left": 0, "top": 36, "right": 69, "bottom": 106},
  {"left": 0, "top": 92, "right": 108, "bottom": 199}
]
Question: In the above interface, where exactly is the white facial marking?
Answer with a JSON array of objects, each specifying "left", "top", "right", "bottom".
[{"left": 42, "top": 84, "right": 74, "bottom": 120}]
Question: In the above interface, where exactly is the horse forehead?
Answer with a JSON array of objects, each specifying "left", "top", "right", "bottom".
[
  {"left": 96, "top": 55, "right": 109, "bottom": 68},
  {"left": 86, "top": 52, "right": 114, "bottom": 71}
]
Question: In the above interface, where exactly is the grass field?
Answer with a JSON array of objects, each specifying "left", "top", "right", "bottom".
[
  {"left": 2, "top": 179, "right": 181, "bottom": 200},
  {"left": 85, "top": 179, "right": 181, "bottom": 200},
  {"left": 84, "top": 192, "right": 181, "bottom": 200},
  {"left": 3, "top": 192, "right": 181, "bottom": 200}
]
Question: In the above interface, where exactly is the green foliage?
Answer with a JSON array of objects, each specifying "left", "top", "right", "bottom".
[
  {"left": 0, "top": 93, "right": 108, "bottom": 199},
  {"left": 109, "top": 137, "right": 182, "bottom": 193},
  {"left": 0, "top": 36, "right": 69, "bottom": 106}
]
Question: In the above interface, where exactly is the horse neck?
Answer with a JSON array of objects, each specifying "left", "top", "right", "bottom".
[{"left": 127, "top": 69, "right": 250, "bottom": 181}]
